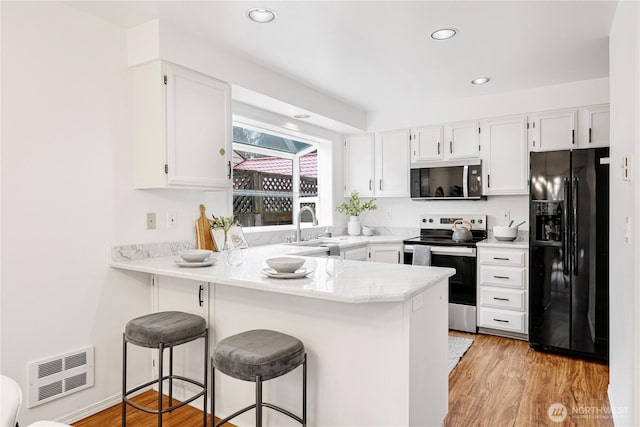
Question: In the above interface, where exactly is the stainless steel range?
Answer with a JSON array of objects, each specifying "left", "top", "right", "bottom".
[{"left": 403, "top": 214, "right": 487, "bottom": 333}]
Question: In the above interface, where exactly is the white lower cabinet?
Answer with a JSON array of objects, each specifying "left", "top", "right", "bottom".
[
  {"left": 342, "top": 245, "right": 369, "bottom": 261},
  {"left": 154, "top": 276, "right": 209, "bottom": 397},
  {"left": 477, "top": 246, "right": 529, "bottom": 339},
  {"left": 368, "top": 243, "right": 403, "bottom": 264}
]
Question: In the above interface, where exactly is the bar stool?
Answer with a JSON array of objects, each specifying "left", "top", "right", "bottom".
[
  {"left": 211, "top": 329, "right": 306, "bottom": 426},
  {"left": 122, "top": 311, "right": 208, "bottom": 427}
]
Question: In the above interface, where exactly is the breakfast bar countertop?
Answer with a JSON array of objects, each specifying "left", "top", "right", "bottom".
[{"left": 110, "top": 242, "right": 454, "bottom": 304}]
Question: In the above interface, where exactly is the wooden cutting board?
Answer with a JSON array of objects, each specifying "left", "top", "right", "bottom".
[{"left": 195, "top": 204, "right": 216, "bottom": 251}]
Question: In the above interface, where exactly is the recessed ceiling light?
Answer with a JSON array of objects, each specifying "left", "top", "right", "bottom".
[
  {"left": 294, "top": 114, "right": 311, "bottom": 119},
  {"left": 430, "top": 28, "right": 457, "bottom": 40},
  {"left": 247, "top": 8, "right": 277, "bottom": 23},
  {"left": 471, "top": 77, "right": 491, "bottom": 85}
]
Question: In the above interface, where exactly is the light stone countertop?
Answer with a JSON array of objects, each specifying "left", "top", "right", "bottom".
[
  {"left": 111, "top": 239, "right": 453, "bottom": 304},
  {"left": 477, "top": 237, "right": 529, "bottom": 249}
]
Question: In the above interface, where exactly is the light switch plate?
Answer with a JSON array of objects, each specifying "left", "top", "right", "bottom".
[{"left": 146, "top": 212, "right": 157, "bottom": 230}]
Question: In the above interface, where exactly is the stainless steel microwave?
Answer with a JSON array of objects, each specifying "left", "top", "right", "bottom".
[{"left": 410, "top": 163, "right": 484, "bottom": 200}]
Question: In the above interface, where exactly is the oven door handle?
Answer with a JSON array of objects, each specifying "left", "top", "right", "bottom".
[{"left": 404, "top": 245, "right": 476, "bottom": 257}]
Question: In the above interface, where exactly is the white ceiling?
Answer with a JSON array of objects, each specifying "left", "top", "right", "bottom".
[{"left": 69, "top": 1, "right": 616, "bottom": 114}]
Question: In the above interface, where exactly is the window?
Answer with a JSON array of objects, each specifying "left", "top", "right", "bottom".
[{"left": 232, "top": 125, "right": 318, "bottom": 228}]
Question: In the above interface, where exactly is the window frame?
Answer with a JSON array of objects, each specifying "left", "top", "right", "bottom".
[{"left": 231, "top": 120, "right": 321, "bottom": 231}]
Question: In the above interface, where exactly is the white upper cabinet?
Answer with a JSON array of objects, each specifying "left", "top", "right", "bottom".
[
  {"left": 411, "top": 125, "right": 444, "bottom": 162},
  {"left": 528, "top": 108, "right": 578, "bottom": 152},
  {"left": 132, "top": 60, "right": 232, "bottom": 189},
  {"left": 375, "top": 129, "right": 410, "bottom": 197},
  {"left": 579, "top": 104, "right": 610, "bottom": 148},
  {"left": 480, "top": 115, "right": 528, "bottom": 195},
  {"left": 446, "top": 120, "right": 481, "bottom": 159},
  {"left": 344, "top": 134, "right": 375, "bottom": 197},
  {"left": 343, "top": 129, "right": 410, "bottom": 198}
]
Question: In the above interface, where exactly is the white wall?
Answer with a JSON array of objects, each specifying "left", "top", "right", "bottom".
[
  {"left": 363, "top": 78, "right": 609, "bottom": 230},
  {"left": 608, "top": 1, "right": 640, "bottom": 425},
  {"left": 0, "top": 3, "right": 350, "bottom": 424},
  {"left": 127, "top": 19, "right": 367, "bottom": 132}
]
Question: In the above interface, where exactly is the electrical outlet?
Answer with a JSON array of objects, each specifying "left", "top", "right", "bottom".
[
  {"left": 167, "top": 212, "right": 177, "bottom": 229},
  {"left": 502, "top": 211, "right": 511, "bottom": 223},
  {"left": 623, "top": 155, "right": 631, "bottom": 181},
  {"left": 384, "top": 210, "right": 392, "bottom": 220},
  {"left": 146, "top": 213, "right": 156, "bottom": 230}
]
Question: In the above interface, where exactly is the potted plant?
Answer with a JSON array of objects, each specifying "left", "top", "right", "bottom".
[
  {"left": 210, "top": 214, "right": 241, "bottom": 265},
  {"left": 337, "top": 190, "right": 377, "bottom": 236}
]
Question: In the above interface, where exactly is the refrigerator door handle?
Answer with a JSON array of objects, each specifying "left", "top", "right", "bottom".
[
  {"left": 572, "top": 177, "right": 579, "bottom": 275},
  {"left": 563, "top": 177, "right": 570, "bottom": 276}
]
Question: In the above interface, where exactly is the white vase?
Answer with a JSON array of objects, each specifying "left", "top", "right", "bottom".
[{"left": 347, "top": 216, "right": 361, "bottom": 236}]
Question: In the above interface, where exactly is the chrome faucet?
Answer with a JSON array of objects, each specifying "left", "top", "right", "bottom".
[{"left": 296, "top": 206, "right": 318, "bottom": 242}]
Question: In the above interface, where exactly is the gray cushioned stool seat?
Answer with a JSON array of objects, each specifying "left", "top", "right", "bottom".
[
  {"left": 125, "top": 311, "right": 206, "bottom": 348},
  {"left": 213, "top": 329, "right": 305, "bottom": 382}
]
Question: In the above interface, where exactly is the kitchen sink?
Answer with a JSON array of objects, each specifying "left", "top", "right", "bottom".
[{"left": 286, "top": 238, "right": 341, "bottom": 247}]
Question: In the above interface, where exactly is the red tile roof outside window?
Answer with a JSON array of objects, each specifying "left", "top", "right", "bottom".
[{"left": 233, "top": 152, "right": 317, "bottom": 179}]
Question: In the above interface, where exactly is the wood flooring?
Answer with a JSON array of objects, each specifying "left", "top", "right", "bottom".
[
  {"left": 72, "top": 390, "right": 234, "bottom": 427},
  {"left": 446, "top": 331, "right": 612, "bottom": 427},
  {"left": 73, "top": 333, "right": 611, "bottom": 427}
]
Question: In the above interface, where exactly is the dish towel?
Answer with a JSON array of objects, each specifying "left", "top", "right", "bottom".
[
  {"left": 412, "top": 245, "right": 431, "bottom": 266},
  {"left": 321, "top": 243, "right": 341, "bottom": 257}
]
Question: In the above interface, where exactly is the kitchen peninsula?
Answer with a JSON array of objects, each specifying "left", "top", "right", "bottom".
[{"left": 111, "top": 242, "right": 455, "bottom": 426}]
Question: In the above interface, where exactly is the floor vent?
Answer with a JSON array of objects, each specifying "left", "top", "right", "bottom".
[{"left": 28, "top": 346, "right": 94, "bottom": 408}]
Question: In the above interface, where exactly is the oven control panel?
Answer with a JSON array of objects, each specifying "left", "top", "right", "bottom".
[{"left": 419, "top": 214, "right": 487, "bottom": 230}]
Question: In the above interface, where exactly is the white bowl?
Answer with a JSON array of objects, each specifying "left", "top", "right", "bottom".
[
  {"left": 493, "top": 226, "right": 518, "bottom": 241},
  {"left": 362, "top": 226, "right": 374, "bottom": 236},
  {"left": 179, "top": 249, "right": 212, "bottom": 263},
  {"left": 266, "top": 257, "right": 305, "bottom": 273}
]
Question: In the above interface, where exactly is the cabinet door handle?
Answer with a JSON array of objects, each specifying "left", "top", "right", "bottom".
[
  {"left": 493, "top": 297, "right": 510, "bottom": 301},
  {"left": 369, "top": 179, "right": 372, "bottom": 191},
  {"left": 493, "top": 257, "right": 509, "bottom": 261},
  {"left": 493, "top": 275, "right": 510, "bottom": 280},
  {"left": 227, "top": 161, "right": 232, "bottom": 179},
  {"left": 572, "top": 129, "right": 575, "bottom": 145},
  {"left": 437, "top": 142, "right": 440, "bottom": 155},
  {"left": 487, "top": 174, "right": 491, "bottom": 188},
  {"left": 397, "top": 251, "right": 400, "bottom": 263},
  {"left": 589, "top": 127, "right": 592, "bottom": 143},
  {"left": 449, "top": 141, "right": 453, "bottom": 154},
  {"left": 198, "top": 285, "right": 204, "bottom": 307},
  {"left": 379, "top": 179, "right": 382, "bottom": 191},
  {"left": 493, "top": 318, "right": 510, "bottom": 323}
]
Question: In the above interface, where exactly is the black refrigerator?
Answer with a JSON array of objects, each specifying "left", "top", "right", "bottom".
[{"left": 529, "top": 148, "right": 609, "bottom": 361}]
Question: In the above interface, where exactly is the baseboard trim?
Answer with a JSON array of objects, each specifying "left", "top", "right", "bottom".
[
  {"left": 55, "top": 385, "right": 207, "bottom": 424},
  {"left": 56, "top": 393, "right": 122, "bottom": 424}
]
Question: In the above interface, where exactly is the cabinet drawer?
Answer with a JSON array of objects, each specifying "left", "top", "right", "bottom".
[
  {"left": 479, "top": 266, "right": 525, "bottom": 289},
  {"left": 479, "top": 287, "right": 526, "bottom": 311},
  {"left": 478, "top": 307, "right": 526, "bottom": 333},
  {"left": 479, "top": 249, "right": 526, "bottom": 266}
]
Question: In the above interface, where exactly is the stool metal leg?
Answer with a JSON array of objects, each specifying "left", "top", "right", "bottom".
[
  {"left": 122, "top": 334, "right": 127, "bottom": 427},
  {"left": 203, "top": 331, "right": 209, "bottom": 427},
  {"left": 303, "top": 353, "right": 307, "bottom": 426},
  {"left": 169, "top": 346, "right": 173, "bottom": 408},
  {"left": 158, "top": 343, "right": 164, "bottom": 427},
  {"left": 211, "top": 360, "right": 215, "bottom": 427},
  {"left": 255, "top": 375, "right": 263, "bottom": 427}
]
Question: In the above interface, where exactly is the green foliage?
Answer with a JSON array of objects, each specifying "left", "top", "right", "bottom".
[
  {"left": 210, "top": 214, "right": 239, "bottom": 232},
  {"left": 337, "top": 191, "right": 377, "bottom": 216}
]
